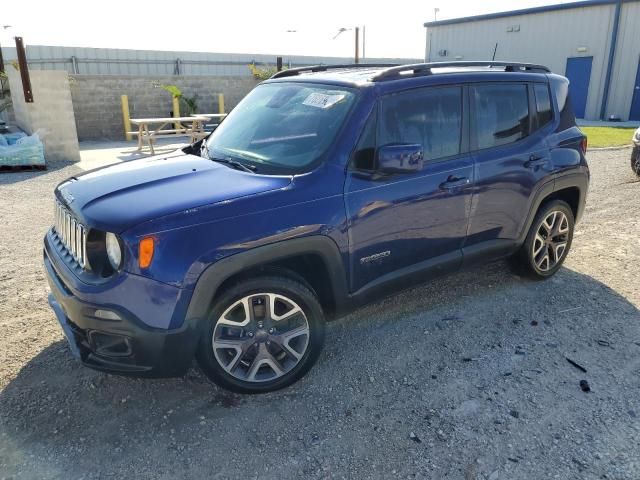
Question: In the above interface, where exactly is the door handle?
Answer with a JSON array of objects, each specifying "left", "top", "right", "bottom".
[
  {"left": 439, "top": 175, "right": 470, "bottom": 191},
  {"left": 524, "top": 155, "right": 547, "bottom": 168}
]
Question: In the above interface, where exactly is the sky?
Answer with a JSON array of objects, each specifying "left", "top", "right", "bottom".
[{"left": 3, "top": 0, "right": 585, "bottom": 59}]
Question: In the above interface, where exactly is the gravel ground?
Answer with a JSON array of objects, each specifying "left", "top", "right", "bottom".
[{"left": 1, "top": 149, "right": 639, "bottom": 480}]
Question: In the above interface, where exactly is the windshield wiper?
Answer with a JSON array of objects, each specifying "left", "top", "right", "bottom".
[
  {"left": 209, "top": 156, "right": 257, "bottom": 173},
  {"left": 201, "top": 142, "right": 256, "bottom": 173}
]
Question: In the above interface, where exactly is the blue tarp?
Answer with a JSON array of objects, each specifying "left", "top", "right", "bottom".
[{"left": 0, "top": 132, "right": 46, "bottom": 167}]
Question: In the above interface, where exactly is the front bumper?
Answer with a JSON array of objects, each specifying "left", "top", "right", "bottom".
[{"left": 44, "top": 233, "right": 202, "bottom": 377}]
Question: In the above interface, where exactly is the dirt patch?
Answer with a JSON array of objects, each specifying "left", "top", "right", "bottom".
[{"left": 1, "top": 150, "right": 639, "bottom": 479}]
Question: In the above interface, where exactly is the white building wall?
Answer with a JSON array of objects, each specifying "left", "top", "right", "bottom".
[
  {"left": 607, "top": 1, "right": 640, "bottom": 119},
  {"left": 425, "top": 4, "right": 617, "bottom": 120}
]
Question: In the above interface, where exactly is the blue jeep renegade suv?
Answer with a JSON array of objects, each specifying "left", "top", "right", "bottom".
[{"left": 45, "top": 61, "right": 589, "bottom": 393}]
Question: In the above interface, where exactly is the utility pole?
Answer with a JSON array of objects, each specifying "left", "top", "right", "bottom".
[
  {"left": 355, "top": 27, "right": 359, "bottom": 64},
  {"left": 362, "top": 26, "right": 366, "bottom": 59}
]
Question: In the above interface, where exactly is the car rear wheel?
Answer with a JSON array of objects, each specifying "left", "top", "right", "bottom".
[
  {"left": 511, "top": 200, "right": 575, "bottom": 279},
  {"left": 631, "top": 147, "right": 640, "bottom": 177},
  {"left": 197, "top": 275, "right": 325, "bottom": 393}
]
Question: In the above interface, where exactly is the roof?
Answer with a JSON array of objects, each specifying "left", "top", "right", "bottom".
[
  {"left": 266, "top": 62, "right": 552, "bottom": 88},
  {"left": 423, "top": 0, "right": 635, "bottom": 27}
]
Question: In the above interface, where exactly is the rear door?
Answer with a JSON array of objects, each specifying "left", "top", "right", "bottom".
[
  {"left": 345, "top": 85, "right": 474, "bottom": 292},
  {"left": 465, "top": 82, "right": 552, "bottom": 252}
]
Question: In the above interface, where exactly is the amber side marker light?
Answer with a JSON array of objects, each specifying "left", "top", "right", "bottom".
[{"left": 139, "top": 237, "right": 155, "bottom": 268}]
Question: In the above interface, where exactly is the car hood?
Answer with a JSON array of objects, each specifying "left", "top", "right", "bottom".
[{"left": 55, "top": 153, "right": 292, "bottom": 233}]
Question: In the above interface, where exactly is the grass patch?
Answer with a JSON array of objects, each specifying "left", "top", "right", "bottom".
[{"left": 581, "top": 127, "right": 636, "bottom": 148}]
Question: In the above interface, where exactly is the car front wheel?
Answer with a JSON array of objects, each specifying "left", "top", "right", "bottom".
[{"left": 197, "top": 275, "right": 325, "bottom": 393}]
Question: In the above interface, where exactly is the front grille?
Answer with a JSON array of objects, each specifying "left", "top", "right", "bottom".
[{"left": 53, "top": 200, "right": 87, "bottom": 269}]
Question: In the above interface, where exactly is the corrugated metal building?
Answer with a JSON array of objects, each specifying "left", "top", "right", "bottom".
[{"left": 424, "top": 0, "right": 640, "bottom": 121}]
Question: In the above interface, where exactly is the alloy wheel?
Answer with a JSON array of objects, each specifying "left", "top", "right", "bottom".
[
  {"left": 212, "top": 293, "right": 310, "bottom": 383},
  {"left": 532, "top": 210, "right": 570, "bottom": 272}
]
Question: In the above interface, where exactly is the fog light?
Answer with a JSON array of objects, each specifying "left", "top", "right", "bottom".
[
  {"left": 89, "top": 331, "right": 131, "bottom": 357},
  {"left": 94, "top": 309, "right": 122, "bottom": 321}
]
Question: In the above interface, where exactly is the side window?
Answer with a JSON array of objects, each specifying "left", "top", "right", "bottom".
[
  {"left": 351, "top": 110, "right": 377, "bottom": 171},
  {"left": 471, "top": 84, "right": 530, "bottom": 149},
  {"left": 534, "top": 83, "right": 553, "bottom": 128},
  {"left": 379, "top": 87, "right": 462, "bottom": 162}
]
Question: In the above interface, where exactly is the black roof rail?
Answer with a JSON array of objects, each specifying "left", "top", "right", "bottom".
[
  {"left": 371, "top": 61, "right": 551, "bottom": 81},
  {"left": 271, "top": 63, "right": 400, "bottom": 79}
]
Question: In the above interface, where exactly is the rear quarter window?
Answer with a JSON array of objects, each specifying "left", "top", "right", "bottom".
[
  {"left": 471, "top": 84, "right": 530, "bottom": 150},
  {"left": 534, "top": 83, "right": 553, "bottom": 128}
]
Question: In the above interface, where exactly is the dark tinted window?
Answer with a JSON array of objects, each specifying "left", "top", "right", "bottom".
[
  {"left": 379, "top": 87, "right": 462, "bottom": 162},
  {"left": 534, "top": 83, "right": 553, "bottom": 127},
  {"left": 471, "top": 84, "right": 530, "bottom": 149},
  {"left": 352, "top": 111, "right": 376, "bottom": 171}
]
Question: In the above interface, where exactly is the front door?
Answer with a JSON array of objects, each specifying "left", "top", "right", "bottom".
[
  {"left": 565, "top": 57, "right": 593, "bottom": 119},
  {"left": 466, "top": 82, "right": 551, "bottom": 250},
  {"left": 630, "top": 57, "right": 640, "bottom": 121},
  {"left": 345, "top": 85, "right": 473, "bottom": 293}
]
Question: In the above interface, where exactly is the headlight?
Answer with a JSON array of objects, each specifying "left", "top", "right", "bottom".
[{"left": 105, "top": 233, "right": 123, "bottom": 270}]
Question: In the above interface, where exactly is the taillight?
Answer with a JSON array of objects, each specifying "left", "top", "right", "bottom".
[{"left": 580, "top": 137, "right": 588, "bottom": 154}]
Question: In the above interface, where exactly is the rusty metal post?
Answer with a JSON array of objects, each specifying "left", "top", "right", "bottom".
[
  {"left": 14, "top": 37, "right": 33, "bottom": 103},
  {"left": 276, "top": 56, "right": 283, "bottom": 72},
  {"left": 354, "top": 27, "right": 360, "bottom": 64}
]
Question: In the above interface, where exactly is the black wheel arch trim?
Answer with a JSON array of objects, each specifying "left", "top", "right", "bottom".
[
  {"left": 517, "top": 169, "right": 588, "bottom": 245},
  {"left": 185, "top": 235, "right": 349, "bottom": 325}
]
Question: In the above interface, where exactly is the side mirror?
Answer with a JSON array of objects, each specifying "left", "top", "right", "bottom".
[{"left": 377, "top": 144, "right": 424, "bottom": 174}]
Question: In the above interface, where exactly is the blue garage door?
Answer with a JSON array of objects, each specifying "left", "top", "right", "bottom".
[
  {"left": 565, "top": 57, "right": 593, "bottom": 119},
  {"left": 630, "top": 57, "right": 640, "bottom": 121}
]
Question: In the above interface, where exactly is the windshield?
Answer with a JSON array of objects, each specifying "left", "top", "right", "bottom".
[{"left": 205, "top": 82, "right": 357, "bottom": 174}]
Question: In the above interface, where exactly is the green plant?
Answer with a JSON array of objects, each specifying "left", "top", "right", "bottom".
[
  {"left": 181, "top": 94, "right": 199, "bottom": 115},
  {"left": 248, "top": 63, "right": 280, "bottom": 80},
  {"left": 160, "top": 84, "right": 198, "bottom": 114},
  {"left": 0, "top": 70, "right": 10, "bottom": 109},
  {"left": 160, "top": 84, "right": 183, "bottom": 99}
]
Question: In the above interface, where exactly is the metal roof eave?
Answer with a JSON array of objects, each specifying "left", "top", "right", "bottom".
[{"left": 423, "top": 0, "right": 634, "bottom": 28}]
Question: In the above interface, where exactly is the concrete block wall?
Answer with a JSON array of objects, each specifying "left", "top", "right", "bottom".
[
  {"left": 69, "top": 75, "right": 260, "bottom": 140},
  {"left": 7, "top": 69, "right": 81, "bottom": 162}
]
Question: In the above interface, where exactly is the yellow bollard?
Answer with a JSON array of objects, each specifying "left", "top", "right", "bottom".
[
  {"left": 218, "top": 93, "right": 225, "bottom": 114},
  {"left": 121, "top": 95, "right": 132, "bottom": 141},
  {"left": 172, "top": 96, "right": 181, "bottom": 131}
]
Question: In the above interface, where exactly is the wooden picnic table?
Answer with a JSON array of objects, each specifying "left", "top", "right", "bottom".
[
  {"left": 192, "top": 113, "right": 228, "bottom": 120},
  {"left": 129, "top": 116, "right": 209, "bottom": 154},
  {"left": 191, "top": 113, "right": 228, "bottom": 130}
]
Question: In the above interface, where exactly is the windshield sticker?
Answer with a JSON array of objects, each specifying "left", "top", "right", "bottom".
[{"left": 302, "top": 92, "right": 346, "bottom": 109}]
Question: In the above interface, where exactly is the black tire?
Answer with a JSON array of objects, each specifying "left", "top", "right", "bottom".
[
  {"left": 196, "top": 275, "right": 325, "bottom": 394},
  {"left": 631, "top": 147, "right": 640, "bottom": 177},
  {"left": 510, "top": 199, "right": 575, "bottom": 280}
]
